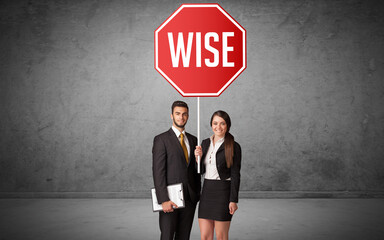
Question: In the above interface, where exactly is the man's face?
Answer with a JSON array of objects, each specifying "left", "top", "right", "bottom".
[{"left": 171, "top": 106, "right": 189, "bottom": 129}]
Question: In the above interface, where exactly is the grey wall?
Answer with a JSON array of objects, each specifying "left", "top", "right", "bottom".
[{"left": 1, "top": 0, "right": 383, "bottom": 196}]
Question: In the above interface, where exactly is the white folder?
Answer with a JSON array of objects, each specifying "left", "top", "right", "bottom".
[{"left": 151, "top": 183, "right": 185, "bottom": 212}]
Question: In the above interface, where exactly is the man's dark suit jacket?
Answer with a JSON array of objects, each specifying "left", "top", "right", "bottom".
[
  {"left": 200, "top": 138, "right": 241, "bottom": 203},
  {"left": 152, "top": 128, "right": 201, "bottom": 205}
]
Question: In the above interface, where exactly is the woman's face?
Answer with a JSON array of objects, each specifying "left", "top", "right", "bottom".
[{"left": 211, "top": 115, "right": 227, "bottom": 138}]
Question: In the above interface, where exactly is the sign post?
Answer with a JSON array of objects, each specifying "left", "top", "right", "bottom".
[
  {"left": 197, "top": 97, "right": 200, "bottom": 172},
  {"left": 155, "top": 3, "right": 246, "bottom": 172}
]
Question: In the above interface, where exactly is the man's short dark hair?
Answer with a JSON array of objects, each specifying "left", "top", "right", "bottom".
[{"left": 171, "top": 101, "right": 189, "bottom": 113}]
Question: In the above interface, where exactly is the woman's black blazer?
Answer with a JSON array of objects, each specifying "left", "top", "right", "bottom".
[{"left": 200, "top": 138, "right": 241, "bottom": 203}]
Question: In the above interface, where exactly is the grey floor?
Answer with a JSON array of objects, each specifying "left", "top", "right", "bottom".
[{"left": 0, "top": 199, "right": 383, "bottom": 240}]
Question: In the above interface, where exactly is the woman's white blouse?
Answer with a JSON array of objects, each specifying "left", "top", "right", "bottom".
[{"left": 204, "top": 136, "right": 230, "bottom": 180}]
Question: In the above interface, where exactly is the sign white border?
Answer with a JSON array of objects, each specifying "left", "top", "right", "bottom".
[{"left": 155, "top": 4, "right": 246, "bottom": 97}]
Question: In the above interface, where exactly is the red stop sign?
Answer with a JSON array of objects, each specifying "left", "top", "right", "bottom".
[{"left": 155, "top": 4, "right": 246, "bottom": 97}]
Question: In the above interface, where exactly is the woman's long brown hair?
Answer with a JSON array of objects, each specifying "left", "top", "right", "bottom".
[{"left": 210, "top": 110, "right": 234, "bottom": 168}]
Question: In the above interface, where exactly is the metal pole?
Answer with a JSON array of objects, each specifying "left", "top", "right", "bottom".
[{"left": 197, "top": 97, "right": 200, "bottom": 173}]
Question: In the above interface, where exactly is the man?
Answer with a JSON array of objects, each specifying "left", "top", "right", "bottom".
[{"left": 152, "top": 100, "right": 201, "bottom": 240}]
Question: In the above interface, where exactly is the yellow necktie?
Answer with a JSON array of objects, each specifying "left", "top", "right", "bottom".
[{"left": 180, "top": 133, "right": 189, "bottom": 164}]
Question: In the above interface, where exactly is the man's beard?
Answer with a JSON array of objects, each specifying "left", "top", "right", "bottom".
[{"left": 173, "top": 118, "right": 186, "bottom": 129}]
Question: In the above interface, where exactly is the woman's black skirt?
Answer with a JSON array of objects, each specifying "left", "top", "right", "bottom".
[{"left": 198, "top": 179, "right": 232, "bottom": 221}]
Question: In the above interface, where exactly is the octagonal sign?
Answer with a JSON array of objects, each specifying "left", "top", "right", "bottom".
[{"left": 155, "top": 4, "right": 246, "bottom": 97}]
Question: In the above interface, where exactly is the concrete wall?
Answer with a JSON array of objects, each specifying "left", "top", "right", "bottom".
[{"left": 1, "top": 0, "right": 383, "bottom": 196}]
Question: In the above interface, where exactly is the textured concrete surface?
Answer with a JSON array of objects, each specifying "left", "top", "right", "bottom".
[
  {"left": 0, "top": 199, "right": 383, "bottom": 240},
  {"left": 1, "top": 0, "right": 384, "bottom": 195}
]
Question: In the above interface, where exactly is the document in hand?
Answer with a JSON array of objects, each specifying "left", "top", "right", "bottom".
[{"left": 151, "top": 183, "right": 185, "bottom": 212}]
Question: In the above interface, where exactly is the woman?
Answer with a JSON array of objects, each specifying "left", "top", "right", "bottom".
[{"left": 194, "top": 110, "right": 242, "bottom": 240}]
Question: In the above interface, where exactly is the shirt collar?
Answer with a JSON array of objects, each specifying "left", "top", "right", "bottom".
[
  {"left": 210, "top": 135, "right": 225, "bottom": 143},
  {"left": 172, "top": 126, "right": 186, "bottom": 138}
]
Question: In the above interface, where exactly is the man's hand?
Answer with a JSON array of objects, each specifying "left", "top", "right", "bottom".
[{"left": 162, "top": 200, "right": 178, "bottom": 213}]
